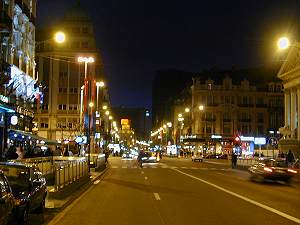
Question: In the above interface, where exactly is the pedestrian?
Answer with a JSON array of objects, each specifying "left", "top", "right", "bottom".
[
  {"left": 105, "top": 149, "right": 109, "bottom": 164},
  {"left": 231, "top": 152, "right": 237, "bottom": 169},
  {"left": 286, "top": 150, "right": 295, "bottom": 167}
]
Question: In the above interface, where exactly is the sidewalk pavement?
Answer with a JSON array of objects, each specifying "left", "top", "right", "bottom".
[{"left": 45, "top": 167, "right": 108, "bottom": 210}]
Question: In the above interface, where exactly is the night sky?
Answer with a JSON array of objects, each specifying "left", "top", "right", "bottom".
[{"left": 37, "top": 0, "right": 300, "bottom": 108}]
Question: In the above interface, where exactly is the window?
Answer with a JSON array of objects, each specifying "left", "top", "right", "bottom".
[
  {"left": 69, "top": 105, "right": 78, "bottom": 111},
  {"left": 69, "top": 88, "right": 78, "bottom": 94},
  {"left": 58, "top": 104, "right": 67, "bottom": 110},
  {"left": 59, "top": 87, "right": 63, "bottom": 93},
  {"left": 71, "top": 41, "right": 80, "bottom": 48},
  {"left": 70, "top": 87, "right": 73, "bottom": 93},
  {"left": 81, "top": 42, "right": 88, "bottom": 48},
  {"left": 71, "top": 27, "right": 80, "bottom": 33},
  {"left": 41, "top": 105, "right": 48, "bottom": 110},
  {"left": 63, "top": 88, "right": 67, "bottom": 93},
  {"left": 225, "top": 96, "right": 231, "bottom": 104},
  {"left": 82, "top": 27, "right": 88, "bottom": 33}
]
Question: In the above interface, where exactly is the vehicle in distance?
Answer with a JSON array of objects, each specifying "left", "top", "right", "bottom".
[
  {"left": 0, "top": 162, "right": 47, "bottom": 224},
  {"left": 192, "top": 154, "right": 203, "bottom": 162},
  {"left": 248, "top": 158, "right": 297, "bottom": 183},
  {"left": 141, "top": 152, "right": 157, "bottom": 163},
  {"left": 0, "top": 171, "right": 14, "bottom": 225}
]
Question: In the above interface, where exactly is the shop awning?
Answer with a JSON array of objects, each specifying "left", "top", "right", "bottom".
[{"left": 8, "top": 129, "right": 60, "bottom": 145}]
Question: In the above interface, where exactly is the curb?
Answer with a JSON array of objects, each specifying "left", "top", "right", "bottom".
[{"left": 46, "top": 166, "right": 109, "bottom": 211}]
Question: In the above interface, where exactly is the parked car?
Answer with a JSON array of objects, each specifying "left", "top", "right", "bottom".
[
  {"left": 192, "top": 154, "right": 203, "bottom": 162},
  {"left": 0, "top": 171, "right": 15, "bottom": 225},
  {"left": 0, "top": 162, "right": 47, "bottom": 224},
  {"left": 248, "top": 158, "right": 297, "bottom": 183}
]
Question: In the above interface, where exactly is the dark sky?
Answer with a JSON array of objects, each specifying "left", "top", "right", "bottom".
[{"left": 37, "top": 0, "right": 300, "bottom": 108}]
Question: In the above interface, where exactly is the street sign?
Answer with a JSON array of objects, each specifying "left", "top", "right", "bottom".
[{"left": 269, "top": 137, "right": 278, "bottom": 147}]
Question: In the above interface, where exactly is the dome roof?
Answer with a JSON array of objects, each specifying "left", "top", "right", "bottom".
[{"left": 64, "top": 1, "right": 91, "bottom": 22}]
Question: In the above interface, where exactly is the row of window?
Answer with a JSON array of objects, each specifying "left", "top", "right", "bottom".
[
  {"left": 197, "top": 125, "right": 264, "bottom": 135},
  {"left": 196, "top": 96, "right": 283, "bottom": 107},
  {"left": 58, "top": 87, "right": 78, "bottom": 93},
  {"left": 58, "top": 104, "right": 78, "bottom": 111},
  {"left": 39, "top": 118, "right": 79, "bottom": 129}
]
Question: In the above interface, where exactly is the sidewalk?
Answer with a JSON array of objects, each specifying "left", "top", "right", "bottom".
[{"left": 45, "top": 167, "right": 108, "bottom": 210}]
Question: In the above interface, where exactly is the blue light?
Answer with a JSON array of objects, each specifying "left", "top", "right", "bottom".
[{"left": 0, "top": 105, "right": 15, "bottom": 113}]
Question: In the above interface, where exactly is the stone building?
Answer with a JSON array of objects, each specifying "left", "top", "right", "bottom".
[
  {"left": 35, "top": 2, "right": 108, "bottom": 142},
  {"left": 278, "top": 42, "right": 300, "bottom": 156}
]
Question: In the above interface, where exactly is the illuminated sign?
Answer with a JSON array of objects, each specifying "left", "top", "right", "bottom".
[
  {"left": 211, "top": 135, "right": 222, "bottom": 139},
  {"left": 0, "top": 95, "right": 8, "bottom": 103},
  {"left": 240, "top": 136, "right": 254, "bottom": 142},
  {"left": 121, "top": 119, "right": 129, "bottom": 125},
  {"left": 254, "top": 137, "right": 266, "bottom": 145},
  {"left": 10, "top": 115, "right": 18, "bottom": 125}
]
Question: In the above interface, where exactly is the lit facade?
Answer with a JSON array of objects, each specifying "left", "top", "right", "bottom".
[
  {"left": 278, "top": 42, "right": 300, "bottom": 156},
  {"left": 35, "top": 3, "right": 108, "bottom": 142},
  {"left": 0, "top": 0, "right": 39, "bottom": 157},
  {"left": 170, "top": 75, "right": 284, "bottom": 146}
]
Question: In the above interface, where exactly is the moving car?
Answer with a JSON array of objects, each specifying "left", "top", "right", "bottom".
[
  {"left": 0, "top": 162, "right": 47, "bottom": 224},
  {"left": 248, "top": 158, "right": 297, "bottom": 183},
  {"left": 192, "top": 154, "right": 203, "bottom": 162},
  {"left": 0, "top": 171, "right": 14, "bottom": 225},
  {"left": 141, "top": 152, "right": 157, "bottom": 163}
]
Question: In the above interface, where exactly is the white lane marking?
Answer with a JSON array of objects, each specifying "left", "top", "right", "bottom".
[
  {"left": 144, "top": 176, "right": 148, "bottom": 180},
  {"left": 122, "top": 166, "right": 127, "bottom": 168},
  {"left": 111, "top": 166, "right": 118, "bottom": 168},
  {"left": 172, "top": 168, "right": 300, "bottom": 224},
  {"left": 181, "top": 167, "right": 188, "bottom": 169},
  {"left": 93, "top": 180, "right": 100, "bottom": 184},
  {"left": 154, "top": 193, "right": 161, "bottom": 200}
]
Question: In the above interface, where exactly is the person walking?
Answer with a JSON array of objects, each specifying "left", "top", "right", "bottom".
[
  {"left": 231, "top": 152, "right": 237, "bottom": 169},
  {"left": 286, "top": 150, "right": 295, "bottom": 167},
  {"left": 105, "top": 149, "right": 110, "bottom": 164}
]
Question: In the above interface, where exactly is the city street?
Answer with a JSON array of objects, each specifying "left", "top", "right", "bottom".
[{"left": 36, "top": 157, "right": 300, "bottom": 225}]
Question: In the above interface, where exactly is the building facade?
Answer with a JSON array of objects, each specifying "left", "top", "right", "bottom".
[
  {"left": 35, "top": 2, "right": 108, "bottom": 142},
  {"left": 278, "top": 42, "right": 300, "bottom": 156},
  {"left": 0, "top": 0, "right": 41, "bottom": 158}
]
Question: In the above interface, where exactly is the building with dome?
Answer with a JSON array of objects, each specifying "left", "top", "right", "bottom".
[{"left": 35, "top": 1, "right": 109, "bottom": 146}]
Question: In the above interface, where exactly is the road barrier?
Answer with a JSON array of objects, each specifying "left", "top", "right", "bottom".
[{"left": 10, "top": 153, "right": 106, "bottom": 191}]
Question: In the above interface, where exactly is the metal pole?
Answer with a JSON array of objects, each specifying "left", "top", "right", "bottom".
[
  {"left": 88, "top": 106, "right": 90, "bottom": 173},
  {"left": 80, "top": 87, "right": 84, "bottom": 133}
]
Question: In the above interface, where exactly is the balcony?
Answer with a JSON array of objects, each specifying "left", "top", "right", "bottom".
[{"left": 223, "top": 119, "right": 232, "bottom": 122}]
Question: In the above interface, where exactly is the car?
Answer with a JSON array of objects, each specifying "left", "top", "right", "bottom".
[
  {"left": 192, "top": 154, "right": 203, "bottom": 162},
  {"left": 141, "top": 152, "right": 157, "bottom": 163},
  {"left": 0, "top": 171, "right": 15, "bottom": 225},
  {"left": 248, "top": 158, "right": 297, "bottom": 183},
  {"left": 0, "top": 162, "right": 47, "bottom": 224},
  {"left": 122, "top": 153, "right": 133, "bottom": 160}
]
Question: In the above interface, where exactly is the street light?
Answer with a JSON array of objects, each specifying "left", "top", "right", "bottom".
[
  {"left": 54, "top": 31, "right": 66, "bottom": 43},
  {"left": 199, "top": 105, "right": 204, "bottom": 111},
  {"left": 96, "top": 81, "right": 105, "bottom": 112},
  {"left": 185, "top": 107, "right": 190, "bottom": 113},
  {"left": 278, "top": 37, "right": 290, "bottom": 50}
]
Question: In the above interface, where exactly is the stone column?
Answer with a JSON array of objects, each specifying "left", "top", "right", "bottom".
[
  {"left": 297, "top": 87, "right": 300, "bottom": 140},
  {"left": 291, "top": 89, "right": 296, "bottom": 131},
  {"left": 285, "top": 90, "right": 291, "bottom": 127}
]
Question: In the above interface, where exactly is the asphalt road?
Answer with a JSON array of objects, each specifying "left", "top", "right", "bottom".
[{"left": 35, "top": 157, "right": 300, "bottom": 225}]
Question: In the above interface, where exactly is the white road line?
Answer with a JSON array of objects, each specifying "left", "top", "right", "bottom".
[
  {"left": 181, "top": 167, "right": 188, "bottom": 169},
  {"left": 111, "top": 166, "right": 118, "bottom": 168},
  {"left": 154, "top": 193, "right": 161, "bottom": 200},
  {"left": 172, "top": 168, "right": 300, "bottom": 224},
  {"left": 93, "top": 180, "right": 100, "bottom": 184}
]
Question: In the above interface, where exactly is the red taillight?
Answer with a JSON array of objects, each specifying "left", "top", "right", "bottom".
[
  {"left": 288, "top": 169, "right": 298, "bottom": 174},
  {"left": 264, "top": 167, "right": 273, "bottom": 173}
]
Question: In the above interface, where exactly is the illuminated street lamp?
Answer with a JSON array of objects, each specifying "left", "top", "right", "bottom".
[
  {"left": 89, "top": 102, "right": 94, "bottom": 108},
  {"left": 185, "top": 107, "right": 190, "bottom": 113},
  {"left": 109, "top": 116, "right": 113, "bottom": 120},
  {"left": 178, "top": 113, "right": 183, "bottom": 118},
  {"left": 199, "top": 105, "right": 204, "bottom": 111},
  {"left": 105, "top": 110, "right": 110, "bottom": 116},
  {"left": 96, "top": 81, "right": 105, "bottom": 111},
  {"left": 103, "top": 105, "right": 108, "bottom": 110},
  {"left": 77, "top": 56, "right": 95, "bottom": 79},
  {"left": 278, "top": 37, "right": 290, "bottom": 50},
  {"left": 54, "top": 31, "right": 66, "bottom": 43}
]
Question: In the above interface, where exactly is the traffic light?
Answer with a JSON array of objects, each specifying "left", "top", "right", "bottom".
[{"left": 234, "top": 136, "right": 241, "bottom": 146}]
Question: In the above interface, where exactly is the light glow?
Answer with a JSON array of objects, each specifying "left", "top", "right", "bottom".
[{"left": 278, "top": 37, "right": 290, "bottom": 50}]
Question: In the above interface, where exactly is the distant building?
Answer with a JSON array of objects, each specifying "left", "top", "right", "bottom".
[
  {"left": 112, "top": 107, "right": 151, "bottom": 140},
  {"left": 35, "top": 2, "right": 108, "bottom": 142},
  {"left": 174, "top": 67, "right": 284, "bottom": 143}
]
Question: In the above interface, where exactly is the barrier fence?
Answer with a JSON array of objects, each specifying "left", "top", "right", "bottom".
[{"left": 12, "top": 154, "right": 106, "bottom": 191}]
